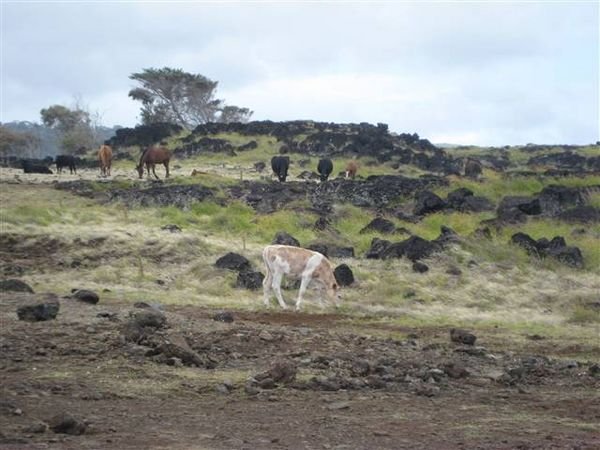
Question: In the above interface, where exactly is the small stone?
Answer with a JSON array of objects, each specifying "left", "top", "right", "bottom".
[
  {"left": 258, "top": 330, "right": 275, "bottom": 342},
  {"left": 446, "top": 266, "right": 462, "bottom": 276},
  {"left": 71, "top": 289, "right": 99, "bottom": 304},
  {"left": 450, "top": 328, "right": 477, "bottom": 346},
  {"left": 49, "top": 412, "right": 87, "bottom": 435},
  {"left": 24, "top": 422, "right": 48, "bottom": 434},
  {"left": 213, "top": 311, "right": 234, "bottom": 323},
  {"left": 412, "top": 262, "right": 429, "bottom": 273},
  {"left": 244, "top": 382, "right": 260, "bottom": 396},
  {"left": 326, "top": 401, "right": 350, "bottom": 410},
  {"left": 257, "top": 378, "right": 276, "bottom": 389},
  {"left": 215, "top": 384, "right": 230, "bottom": 395},
  {"left": 17, "top": 298, "right": 60, "bottom": 322}
]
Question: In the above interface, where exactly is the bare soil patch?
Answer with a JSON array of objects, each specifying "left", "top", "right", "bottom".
[{"left": 1, "top": 293, "right": 598, "bottom": 449}]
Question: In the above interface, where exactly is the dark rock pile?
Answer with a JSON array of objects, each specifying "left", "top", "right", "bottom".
[
  {"left": 510, "top": 232, "right": 584, "bottom": 268},
  {"left": 108, "top": 184, "right": 214, "bottom": 209},
  {"left": 366, "top": 226, "right": 459, "bottom": 261}
]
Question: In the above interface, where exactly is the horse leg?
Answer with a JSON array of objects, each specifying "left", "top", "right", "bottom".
[
  {"left": 152, "top": 164, "right": 159, "bottom": 179},
  {"left": 165, "top": 162, "right": 170, "bottom": 178}
]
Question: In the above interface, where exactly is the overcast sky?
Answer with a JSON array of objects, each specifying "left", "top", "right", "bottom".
[{"left": 1, "top": 1, "right": 598, "bottom": 146}]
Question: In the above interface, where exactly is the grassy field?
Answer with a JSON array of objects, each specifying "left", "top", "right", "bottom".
[{"left": 1, "top": 168, "right": 598, "bottom": 361}]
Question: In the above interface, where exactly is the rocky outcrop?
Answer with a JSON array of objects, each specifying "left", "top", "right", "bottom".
[
  {"left": 108, "top": 184, "right": 214, "bottom": 209},
  {"left": 510, "top": 232, "right": 584, "bottom": 268}
]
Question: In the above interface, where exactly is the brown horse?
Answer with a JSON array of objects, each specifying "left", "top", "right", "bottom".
[
  {"left": 136, "top": 146, "right": 171, "bottom": 179},
  {"left": 98, "top": 145, "right": 113, "bottom": 177}
]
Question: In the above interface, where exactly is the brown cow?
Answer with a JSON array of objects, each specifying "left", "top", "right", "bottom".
[
  {"left": 98, "top": 145, "right": 113, "bottom": 177},
  {"left": 345, "top": 160, "right": 358, "bottom": 179}
]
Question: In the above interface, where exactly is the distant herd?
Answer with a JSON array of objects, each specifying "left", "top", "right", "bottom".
[{"left": 16, "top": 144, "right": 361, "bottom": 182}]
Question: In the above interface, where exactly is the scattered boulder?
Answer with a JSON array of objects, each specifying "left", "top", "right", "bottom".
[
  {"left": 236, "top": 271, "right": 264, "bottom": 290},
  {"left": 334, "top": 264, "right": 355, "bottom": 286},
  {"left": 313, "top": 216, "right": 331, "bottom": 231},
  {"left": 443, "top": 362, "right": 470, "bottom": 379},
  {"left": 359, "top": 217, "right": 396, "bottom": 234},
  {"left": 213, "top": 311, "right": 234, "bottom": 323},
  {"left": 381, "top": 236, "right": 440, "bottom": 262},
  {"left": 254, "top": 161, "right": 266, "bottom": 173},
  {"left": 0, "top": 279, "right": 34, "bottom": 293},
  {"left": 446, "top": 188, "right": 474, "bottom": 209},
  {"left": 558, "top": 206, "right": 600, "bottom": 223},
  {"left": 215, "top": 253, "right": 252, "bottom": 272},
  {"left": 365, "top": 238, "right": 392, "bottom": 259},
  {"left": 510, "top": 232, "right": 584, "bottom": 268},
  {"left": 413, "top": 190, "right": 446, "bottom": 216},
  {"left": 446, "top": 266, "right": 462, "bottom": 276},
  {"left": 130, "top": 309, "right": 167, "bottom": 329},
  {"left": 307, "top": 243, "right": 355, "bottom": 258},
  {"left": 537, "top": 185, "right": 587, "bottom": 216},
  {"left": 497, "top": 196, "right": 541, "bottom": 223},
  {"left": 272, "top": 231, "right": 300, "bottom": 247},
  {"left": 153, "top": 333, "right": 211, "bottom": 368},
  {"left": 548, "top": 246, "right": 584, "bottom": 269},
  {"left": 450, "top": 328, "right": 477, "bottom": 346},
  {"left": 161, "top": 224, "right": 182, "bottom": 233},
  {"left": 16, "top": 296, "right": 60, "bottom": 322},
  {"left": 412, "top": 262, "right": 429, "bottom": 273},
  {"left": 253, "top": 360, "right": 297, "bottom": 385},
  {"left": 461, "top": 196, "right": 494, "bottom": 212},
  {"left": 511, "top": 232, "right": 540, "bottom": 256},
  {"left": 433, "top": 226, "right": 460, "bottom": 246},
  {"left": 307, "top": 243, "right": 328, "bottom": 256},
  {"left": 48, "top": 412, "right": 87, "bottom": 435},
  {"left": 71, "top": 289, "right": 99, "bottom": 305},
  {"left": 464, "top": 158, "right": 483, "bottom": 178}
]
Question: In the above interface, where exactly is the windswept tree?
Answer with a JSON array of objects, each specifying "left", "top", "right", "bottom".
[
  {"left": 40, "top": 100, "right": 101, "bottom": 154},
  {"left": 128, "top": 67, "right": 253, "bottom": 128}
]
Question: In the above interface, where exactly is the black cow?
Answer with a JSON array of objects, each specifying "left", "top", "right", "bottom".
[
  {"left": 271, "top": 156, "right": 290, "bottom": 182},
  {"left": 55, "top": 155, "right": 77, "bottom": 174},
  {"left": 317, "top": 158, "right": 333, "bottom": 182},
  {"left": 21, "top": 159, "right": 53, "bottom": 174}
]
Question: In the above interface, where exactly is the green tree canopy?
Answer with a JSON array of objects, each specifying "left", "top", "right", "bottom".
[
  {"left": 40, "top": 103, "right": 99, "bottom": 154},
  {"left": 128, "top": 67, "right": 253, "bottom": 128}
]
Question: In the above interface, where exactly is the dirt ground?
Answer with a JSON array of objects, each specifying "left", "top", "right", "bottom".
[{"left": 1, "top": 292, "right": 599, "bottom": 450}]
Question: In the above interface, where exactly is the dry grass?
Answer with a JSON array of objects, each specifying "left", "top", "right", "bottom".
[{"left": 2, "top": 169, "right": 599, "bottom": 360}]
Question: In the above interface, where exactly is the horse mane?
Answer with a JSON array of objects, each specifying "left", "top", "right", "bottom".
[{"left": 138, "top": 147, "right": 151, "bottom": 166}]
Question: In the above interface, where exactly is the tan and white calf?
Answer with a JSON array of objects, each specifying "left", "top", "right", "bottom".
[{"left": 262, "top": 245, "right": 340, "bottom": 310}]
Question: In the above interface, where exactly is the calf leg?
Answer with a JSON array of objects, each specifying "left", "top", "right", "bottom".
[
  {"left": 263, "top": 270, "right": 273, "bottom": 307},
  {"left": 272, "top": 272, "right": 288, "bottom": 309},
  {"left": 296, "top": 276, "right": 311, "bottom": 311}
]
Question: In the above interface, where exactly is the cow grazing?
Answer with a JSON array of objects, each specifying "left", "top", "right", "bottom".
[
  {"left": 98, "top": 145, "right": 113, "bottom": 177},
  {"left": 317, "top": 158, "right": 333, "bottom": 182},
  {"left": 55, "top": 155, "right": 76, "bottom": 174},
  {"left": 271, "top": 156, "right": 290, "bottom": 182},
  {"left": 21, "top": 159, "right": 52, "bottom": 174},
  {"left": 262, "top": 244, "right": 340, "bottom": 310},
  {"left": 345, "top": 160, "right": 358, "bottom": 179}
]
